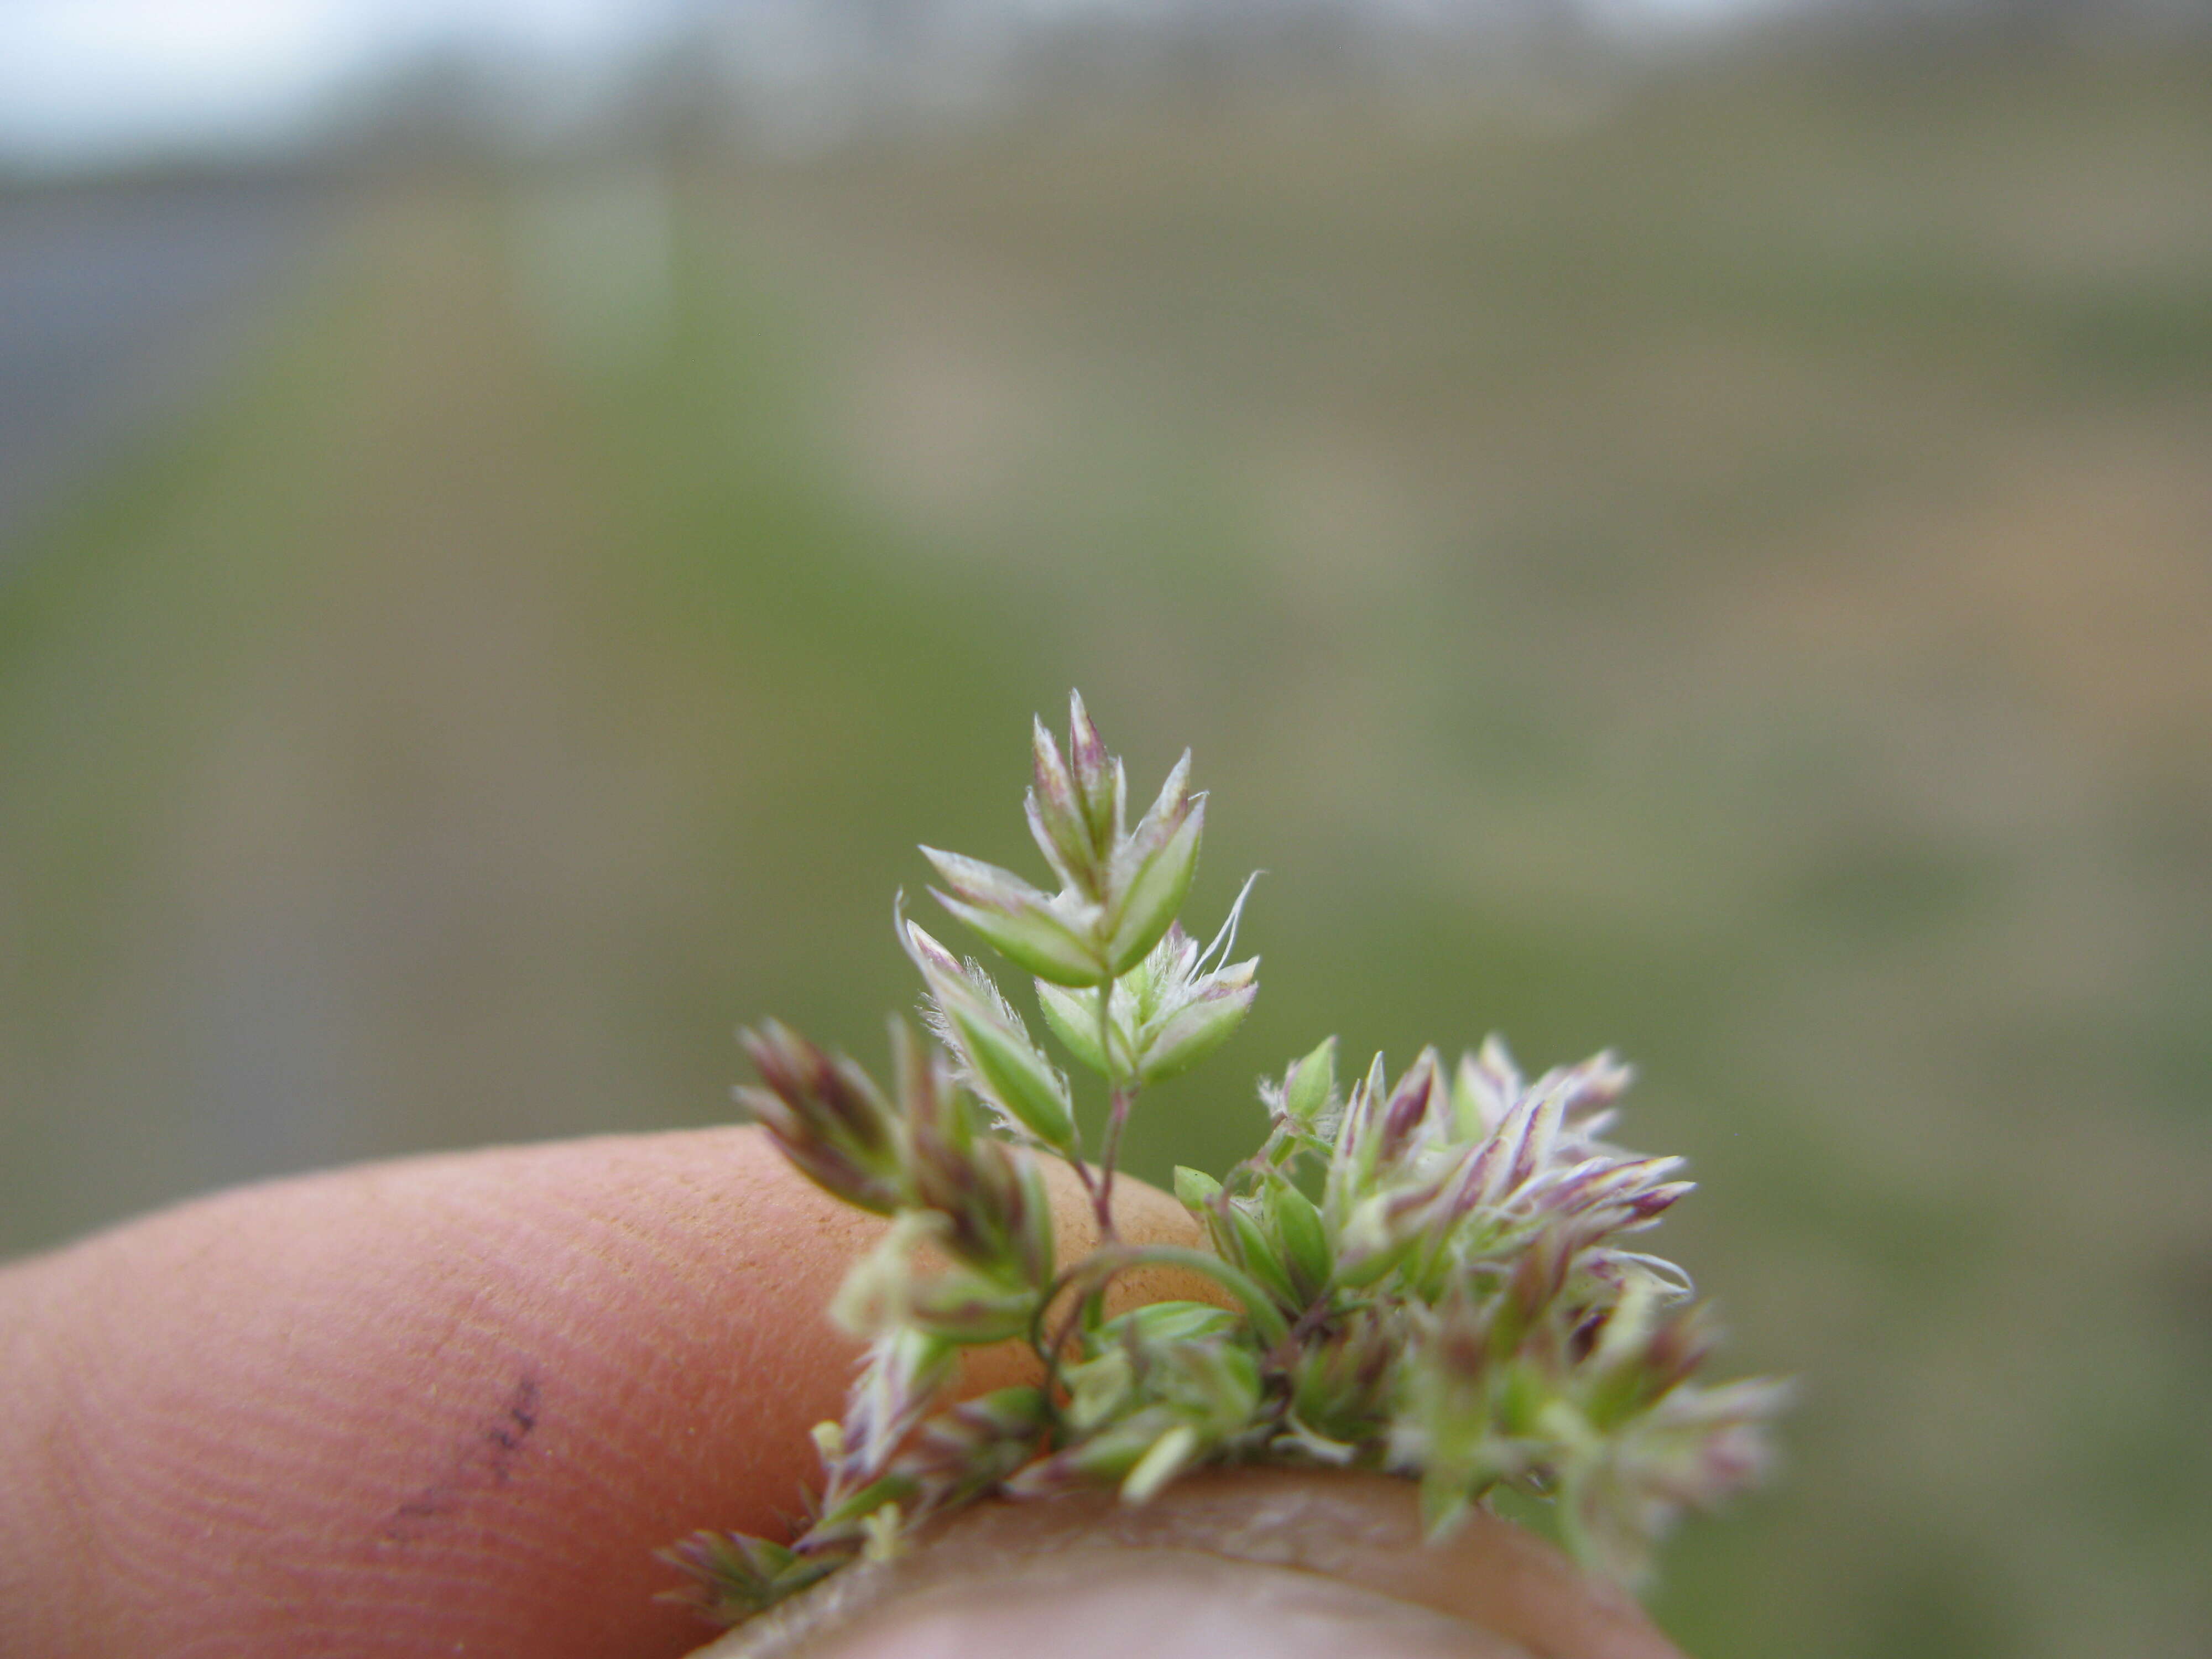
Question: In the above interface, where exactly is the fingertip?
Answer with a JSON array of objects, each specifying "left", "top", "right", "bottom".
[{"left": 3, "top": 1129, "right": 877, "bottom": 1658}]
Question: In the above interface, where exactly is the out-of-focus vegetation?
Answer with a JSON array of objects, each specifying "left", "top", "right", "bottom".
[{"left": 3, "top": 48, "right": 2209, "bottom": 1659}]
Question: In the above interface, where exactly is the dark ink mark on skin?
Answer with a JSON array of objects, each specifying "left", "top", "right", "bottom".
[
  {"left": 485, "top": 1376, "right": 542, "bottom": 1482},
  {"left": 382, "top": 1488, "right": 452, "bottom": 1542},
  {"left": 380, "top": 1373, "right": 544, "bottom": 1541}
]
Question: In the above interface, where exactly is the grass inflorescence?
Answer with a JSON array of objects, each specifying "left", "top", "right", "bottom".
[{"left": 665, "top": 692, "right": 1786, "bottom": 1625}]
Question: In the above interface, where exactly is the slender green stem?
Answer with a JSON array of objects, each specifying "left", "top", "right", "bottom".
[
  {"left": 1097, "top": 1244, "right": 1293, "bottom": 1348},
  {"left": 1089, "top": 969, "right": 1124, "bottom": 1241},
  {"left": 1027, "top": 1241, "right": 1294, "bottom": 1402},
  {"left": 1097, "top": 1084, "right": 1133, "bottom": 1237},
  {"left": 1065, "top": 1144, "right": 1103, "bottom": 1214},
  {"left": 1028, "top": 1259, "right": 1102, "bottom": 1411}
]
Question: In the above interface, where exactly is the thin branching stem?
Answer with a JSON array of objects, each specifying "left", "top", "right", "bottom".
[
  {"left": 1035, "top": 1243, "right": 1294, "bottom": 1371},
  {"left": 1091, "top": 966, "right": 1123, "bottom": 1240},
  {"left": 1095, "top": 1084, "right": 1133, "bottom": 1238},
  {"left": 1065, "top": 1143, "right": 1103, "bottom": 1214}
]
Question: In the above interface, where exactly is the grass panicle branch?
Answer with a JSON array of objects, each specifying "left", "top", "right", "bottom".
[{"left": 662, "top": 692, "right": 1785, "bottom": 1624}]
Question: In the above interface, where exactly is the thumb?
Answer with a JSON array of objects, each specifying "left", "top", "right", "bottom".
[{"left": 691, "top": 1468, "right": 1683, "bottom": 1659}]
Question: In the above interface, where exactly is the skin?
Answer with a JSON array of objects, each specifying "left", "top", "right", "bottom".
[{"left": 0, "top": 1128, "right": 1682, "bottom": 1658}]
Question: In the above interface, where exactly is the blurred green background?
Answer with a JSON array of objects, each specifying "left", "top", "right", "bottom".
[{"left": 3, "top": 11, "right": 2210, "bottom": 1657}]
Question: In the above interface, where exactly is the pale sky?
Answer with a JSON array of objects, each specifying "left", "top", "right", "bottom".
[
  {"left": 0, "top": 0, "right": 691, "bottom": 163},
  {"left": 0, "top": 0, "right": 1788, "bottom": 166}
]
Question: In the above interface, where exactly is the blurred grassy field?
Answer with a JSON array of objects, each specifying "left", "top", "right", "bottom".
[{"left": 3, "top": 52, "right": 2209, "bottom": 1659}]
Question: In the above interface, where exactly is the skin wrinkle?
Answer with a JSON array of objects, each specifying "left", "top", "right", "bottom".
[
  {"left": 0, "top": 1254, "right": 105, "bottom": 1650},
  {"left": 527, "top": 1329, "right": 696, "bottom": 1537},
  {"left": 507, "top": 1189, "right": 756, "bottom": 1422}
]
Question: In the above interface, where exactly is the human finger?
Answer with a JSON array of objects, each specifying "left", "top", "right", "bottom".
[{"left": 690, "top": 1469, "right": 1683, "bottom": 1659}]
